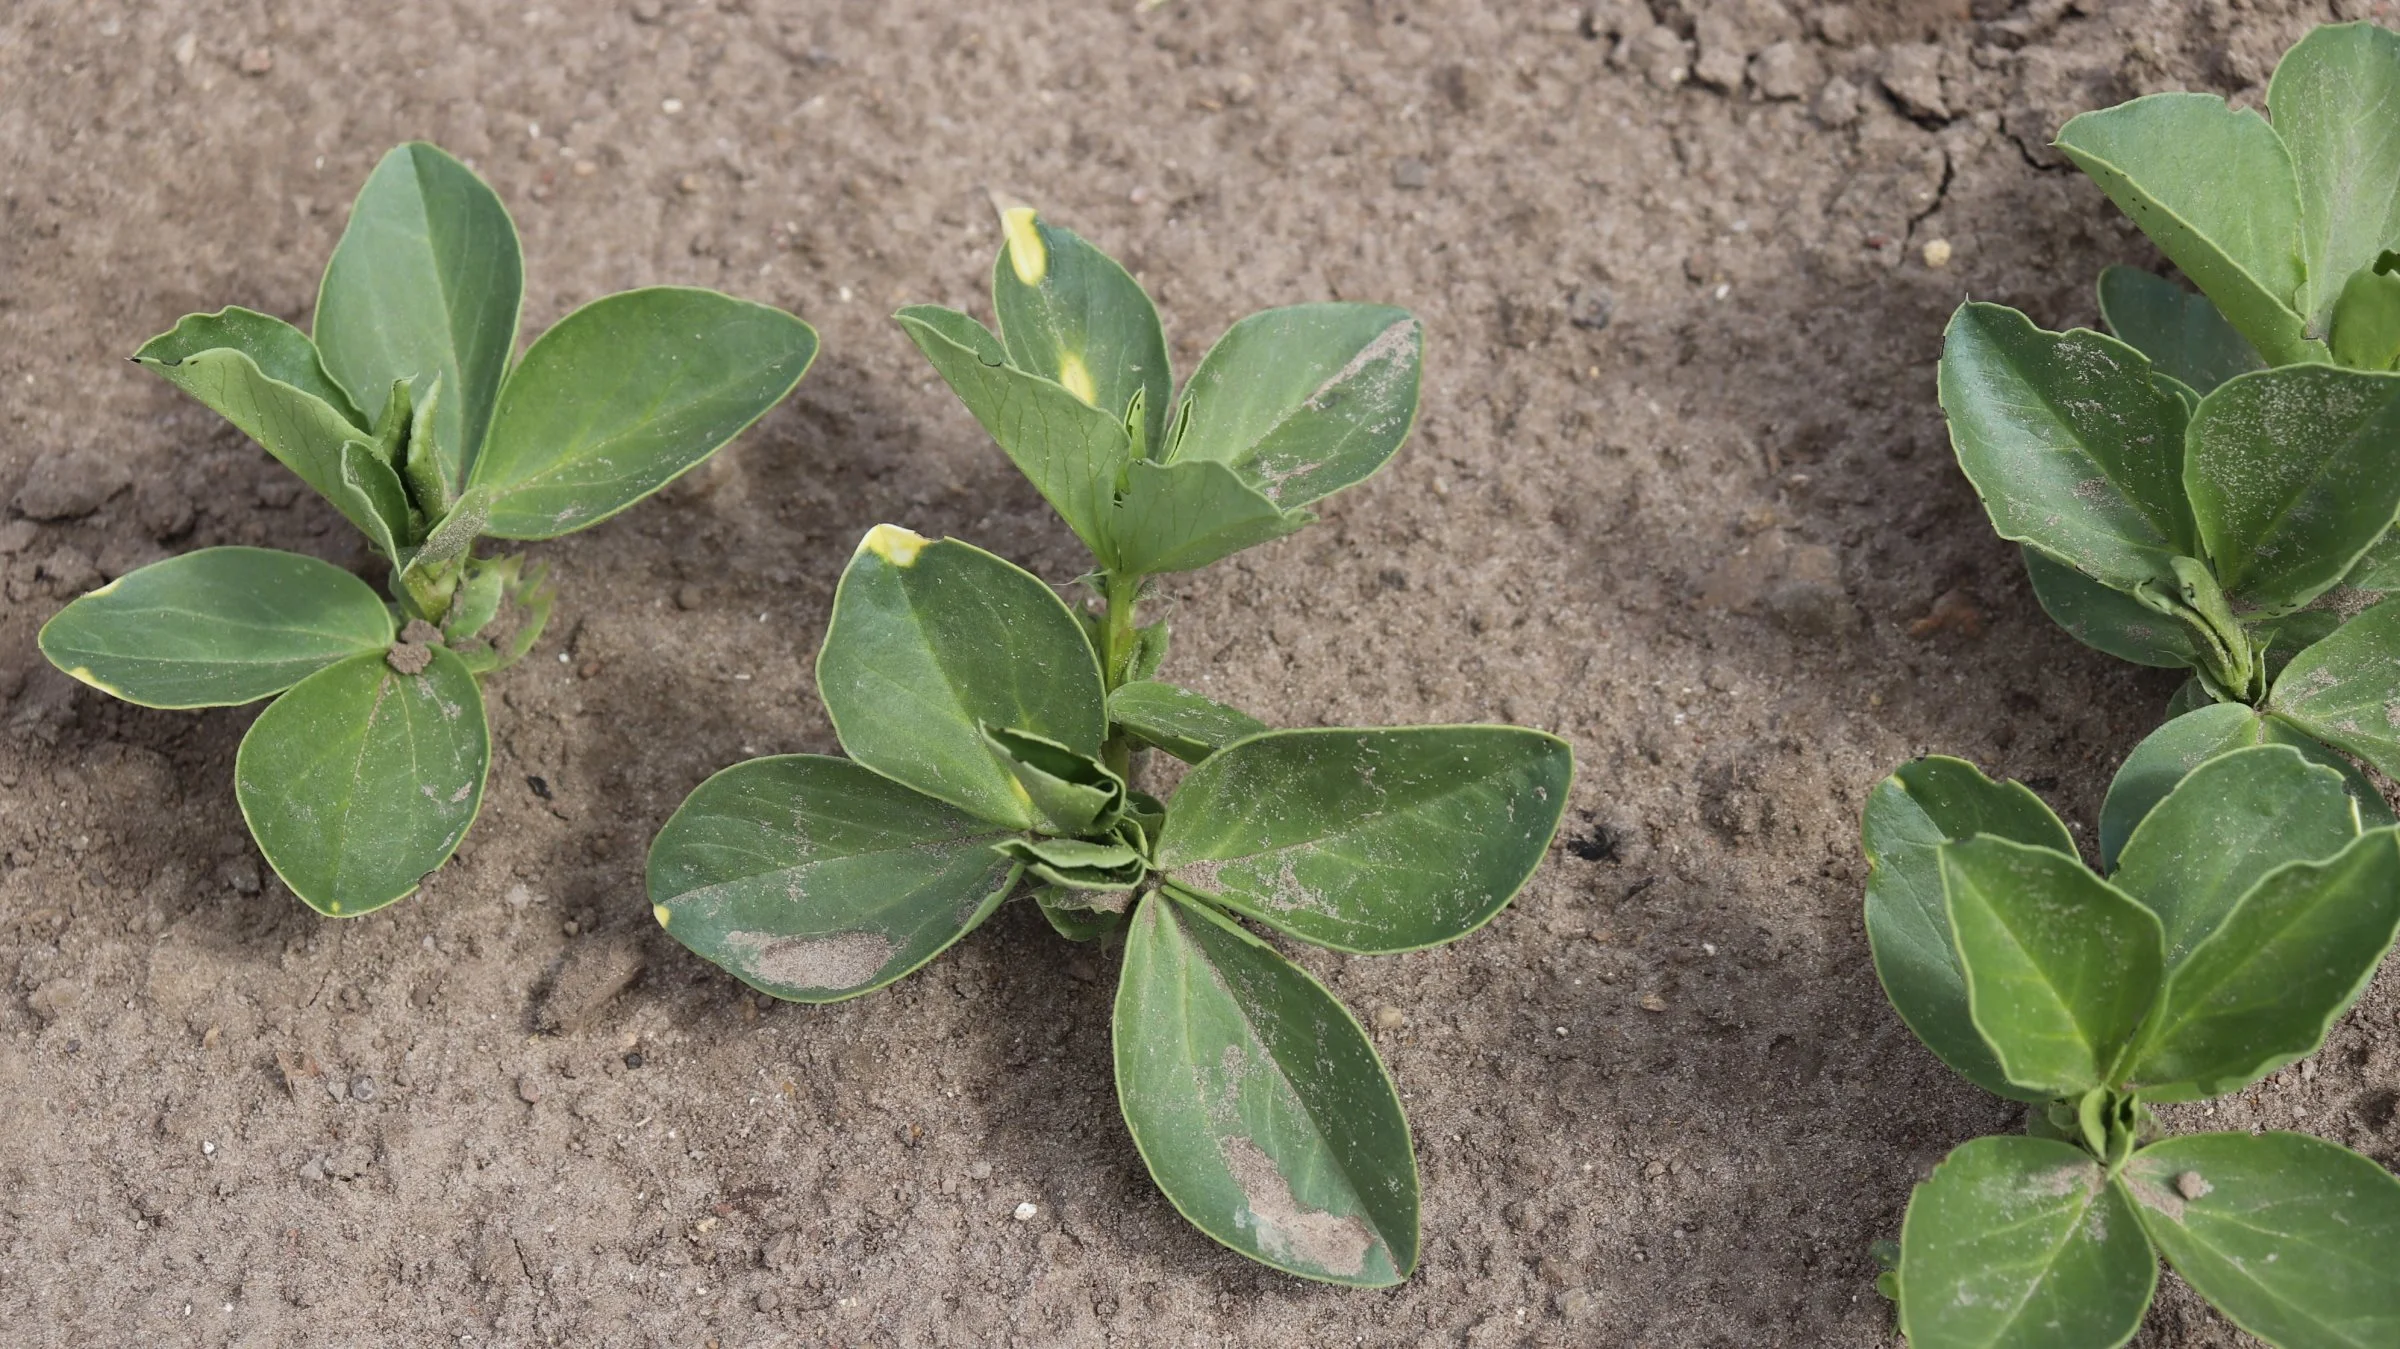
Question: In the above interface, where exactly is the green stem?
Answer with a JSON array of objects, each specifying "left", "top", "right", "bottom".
[{"left": 1099, "top": 569, "right": 1144, "bottom": 779}]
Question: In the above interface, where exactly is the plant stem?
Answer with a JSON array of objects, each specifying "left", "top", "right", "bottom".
[{"left": 1098, "top": 569, "right": 1144, "bottom": 780}]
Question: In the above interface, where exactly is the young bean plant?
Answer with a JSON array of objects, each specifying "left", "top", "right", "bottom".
[
  {"left": 37, "top": 142, "right": 817, "bottom": 917},
  {"left": 1939, "top": 23, "right": 2400, "bottom": 789},
  {"left": 1863, "top": 747, "right": 2400, "bottom": 1349},
  {"left": 647, "top": 214, "right": 1573, "bottom": 1285}
]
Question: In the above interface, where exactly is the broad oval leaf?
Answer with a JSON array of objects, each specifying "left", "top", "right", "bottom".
[
  {"left": 815, "top": 527, "right": 1106, "bottom": 829},
  {"left": 2122, "top": 1132, "right": 2400, "bottom": 1348},
  {"left": 1861, "top": 757, "right": 2075, "bottom": 1103},
  {"left": 1173, "top": 304, "right": 1422, "bottom": 509},
  {"left": 2096, "top": 265, "right": 2266, "bottom": 396},
  {"left": 1941, "top": 836, "right": 2164, "bottom": 1097},
  {"left": 2130, "top": 828, "right": 2400, "bottom": 1100},
  {"left": 315, "top": 142, "right": 523, "bottom": 487},
  {"left": 2098, "top": 703, "right": 2386, "bottom": 873},
  {"left": 2021, "top": 546, "right": 2201, "bottom": 670},
  {"left": 1155, "top": 726, "right": 1572, "bottom": 953},
  {"left": 2110, "top": 744, "right": 2361, "bottom": 968},
  {"left": 236, "top": 647, "right": 489, "bottom": 917},
  {"left": 39, "top": 548, "right": 393, "bottom": 709},
  {"left": 137, "top": 306, "right": 367, "bottom": 427},
  {"left": 1107, "top": 680, "right": 1269, "bottom": 764},
  {"left": 1114, "top": 890, "right": 1417, "bottom": 1286},
  {"left": 2055, "top": 93, "right": 2315, "bottom": 365},
  {"left": 1939, "top": 304, "right": 2193, "bottom": 591},
  {"left": 895, "top": 305, "right": 1131, "bottom": 563},
  {"left": 2270, "top": 595, "right": 2400, "bottom": 778},
  {"left": 646, "top": 755, "right": 1021, "bottom": 1003},
  {"left": 473, "top": 288, "right": 817, "bottom": 539},
  {"left": 2183, "top": 363, "right": 2400, "bottom": 611},
  {"left": 2268, "top": 23, "right": 2400, "bottom": 334},
  {"left": 1108, "top": 458, "right": 1312, "bottom": 575},
  {"left": 1897, "top": 1135, "right": 2156, "bottom": 1349},
  {"left": 989, "top": 214, "right": 1173, "bottom": 458},
  {"left": 2341, "top": 527, "right": 2400, "bottom": 590}
]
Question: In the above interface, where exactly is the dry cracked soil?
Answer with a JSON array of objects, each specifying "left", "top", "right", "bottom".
[{"left": 3, "top": 0, "right": 2397, "bottom": 1345}]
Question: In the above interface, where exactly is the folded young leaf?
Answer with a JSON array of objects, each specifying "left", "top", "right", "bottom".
[
  {"left": 2121, "top": 1132, "right": 2400, "bottom": 1348},
  {"left": 131, "top": 342, "right": 403, "bottom": 548},
  {"left": 38, "top": 548, "right": 394, "bottom": 708},
  {"left": 2098, "top": 703, "right": 2386, "bottom": 873},
  {"left": 1939, "top": 304, "right": 2194, "bottom": 592},
  {"left": 1036, "top": 885, "right": 1130, "bottom": 942},
  {"left": 1107, "top": 458, "right": 1313, "bottom": 575},
  {"left": 1173, "top": 304, "right": 1422, "bottom": 509},
  {"left": 236, "top": 647, "right": 489, "bottom": 917},
  {"left": 1862, "top": 757, "right": 2077, "bottom": 1103},
  {"left": 646, "top": 754, "right": 1021, "bottom": 1003},
  {"left": 996, "top": 836, "right": 1147, "bottom": 890},
  {"left": 2109, "top": 745, "right": 2360, "bottom": 969},
  {"left": 2330, "top": 260, "right": 2400, "bottom": 370},
  {"left": 2054, "top": 93, "right": 2316, "bottom": 365},
  {"left": 1114, "top": 890, "right": 1417, "bottom": 1286},
  {"left": 2183, "top": 364, "right": 2400, "bottom": 612},
  {"left": 137, "top": 307, "right": 368, "bottom": 428},
  {"left": 1941, "top": 837, "right": 2164, "bottom": 1096},
  {"left": 340, "top": 439, "right": 415, "bottom": 562},
  {"left": 2269, "top": 595, "right": 2400, "bottom": 778},
  {"left": 2096, "top": 265, "right": 2266, "bottom": 396},
  {"left": 401, "top": 372, "right": 452, "bottom": 519},
  {"left": 315, "top": 142, "right": 523, "bottom": 488},
  {"left": 473, "top": 288, "right": 817, "bottom": 539},
  {"left": 896, "top": 305, "right": 1132, "bottom": 563},
  {"left": 989, "top": 214, "right": 1173, "bottom": 459},
  {"left": 816, "top": 528, "right": 1107, "bottom": 830},
  {"left": 1897, "top": 1136, "right": 2156, "bottom": 1349},
  {"left": 1156, "top": 726, "right": 1570, "bottom": 953},
  {"left": 2130, "top": 828, "right": 2400, "bottom": 1100},
  {"left": 2268, "top": 23, "right": 2400, "bottom": 336},
  {"left": 2021, "top": 546, "right": 2204, "bottom": 670},
  {"left": 1107, "top": 680, "right": 1269, "bottom": 764},
  {"left": 981, "top": 725, "right": 1125, "bottom": 837}
]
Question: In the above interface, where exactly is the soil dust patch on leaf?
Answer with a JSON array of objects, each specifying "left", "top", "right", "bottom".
[
  {"left": 1218, "top": 1131, "right": 1375, "bottom": 1278},
  {"left": 723, "top": 929, "right": 894, "bottom": 991}
]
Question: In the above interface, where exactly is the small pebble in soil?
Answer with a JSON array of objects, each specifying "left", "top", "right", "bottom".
[
  {"left": 1012, "top": 1202, "right": 1038, "bottom": 1222},
  {"left": 1557, "top": 1287, "right": 1600, "bottom": 1320},
  {"left": 969, "top": 1161, "right": 993, "bottom": 1181},
  {"left": 238, "top": 46, "right": 273, "bottom": 76},
  {"left": 517, "top": 1075, "right": 543, "bottom": 1104},
  {"left": 350, "top": 1076, "right": 376, "bottom": 1103},
  {"left": 755, "top": 1290, "right": 780, "bottom": 1312},
  {"left": 1372, "top": 1005, "right": 1406, "bottom": 1031},
  {"left": 1921, "top": 238, "right": 1953, "bottom": 269},
  {"left": 624, "top": 1051, "right": 645, "bottom": 1069},
  {"left": 661, "top": 97, "right": 684, "bottom": 114}
]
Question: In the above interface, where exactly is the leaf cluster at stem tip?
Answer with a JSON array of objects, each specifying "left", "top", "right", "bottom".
[{"left": 37, "top": 141, "right": 818, "bottom": 917}]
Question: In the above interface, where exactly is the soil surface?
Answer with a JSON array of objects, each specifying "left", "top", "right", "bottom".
[{"left": 4, "top": 0, "right": 2397, "bottom": 1345}]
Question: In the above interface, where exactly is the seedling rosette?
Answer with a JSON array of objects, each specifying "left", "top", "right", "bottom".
[
  {"left": 648, "top": 217, "right": 1573, "bottom": 1284},
  {"left": 1861, "top": 747, "right": 2400, "bottom": 1348},
  {"left": 37, "top": 142, "right": 817, "bottom": 916}
]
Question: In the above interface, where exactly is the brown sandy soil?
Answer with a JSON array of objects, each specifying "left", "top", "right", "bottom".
[{"left": 3, "top": 0, "right": 2396, "bottom": 1344}]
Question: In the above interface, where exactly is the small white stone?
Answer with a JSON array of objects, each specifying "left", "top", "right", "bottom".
[
  {"left": 661, "top": 98, "right": 685, "bottom": 114},
  {"left": 1012, "top": 1201, "right": 1038, "bottom": 1221},
  {"left": 1922, "top": 238, "right": 1954, "bottom": 269}
]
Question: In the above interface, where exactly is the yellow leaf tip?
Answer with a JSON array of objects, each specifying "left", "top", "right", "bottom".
[
  {"left": 653, "top": 904, "right": 672, "bottom": 927},
  {"left": 1001, "top": 205, "right": 1047, "bottom": 287},
  {"left": 861, "top": 524, "right": 928, "bottom": 566}
]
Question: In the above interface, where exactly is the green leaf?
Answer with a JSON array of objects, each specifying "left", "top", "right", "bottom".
[
  {"left": 2096, "top": 265, "right": 2267, "bottom": 395},
  {"left": 980, "top": 724, "right": 1124, "bottom": 837},
  {"left": 1941, "top": 837, "right": 2164, "bottom": 1096},
  {"left": 2130, "top": 828, "right": 2400, "bottom": 1099},
  {"left": 472, "top": 288, "right": 817, "bottom": 540},
  {"left": 2330, "top": 259, "right": 2400, "bottom": 371},
  {"left": 314, "top": 142, "right": 523, "bottom": 487},
  {"left": 2271, "top": 595, "right": 2400, "bottom": 777},
  {"left": 1173, "top": 304, "right": 1422, "bottom": 509},
  {"left": 136, "top": 306, "right": 368, "bottom": 427},
  {"left": 132, "top": 337, "right": 403, "bottom": 547},
  {"left": 896, "top": 305, "right": 1131, "bottom": 562},
  {"left": 235, "top": 647, "right": 489, "bottom": 917},
  {"left": 2110, "top": 744, "right": 2361, "bottom": 968},
  {"left": 2122, "top": 1131, "right": 2400, "bottom": 1348},
  {"left": 1862, "top": 757, "right": 2076, "bottom": 1102},
  {"left": 2055, "top": 93, "right": 2316, "bottom": 365},
  {"left": 2183, "top": 363, "right": 2400, "bottom": 611},
  {"left": 1107, "top": 459, "right": 1313, "bottom": 575},
  {"left": 2342, "top": 527, "right": 2400, "bottom": 590},
  {"left": 1108, "top": 680, "right": 1270, "bottom": 764},
  {"left": 996, "top": 836, "right": 1146, "bottom": 890},
  {"left": 2269, "top": 23, "right": 2400, "bottom": 336},
  {"left": 2021, "top": 546, "right": 2202, "bottom": 670},
  {"left": 2099, "top": 703, "right": 2386, "bottom": 873},
  {"left": 1155, "top": 726, "right": 1571, "bottom": 954},
  {"left": 400, "top": 372, "right": 452, "bottom": 519},
  {"left": 815, "top": 527, "right": 1106, "bottom": 829},
  {"left": 340, "top": 439, "right": 415, "bottom": 563},
  {"left": 990, "top": 213, "right": 1172, "bottom": 459},
  {"left": 1896, "top": 1135, "right": 2156, "bottom": 1349},
  {"left": 1036, "top": 885, "right": 1130, "bottom": 942},
  {"left": 1938, "top": 304, "right": 2193, "bottom": 592},
  {"left": 1127, "top": 618, "right": 1170, "bottom": 683},
  {"left": 38, "top": 547, "right": 394, "bottom": 708},
  {"left": 1113, "top": 890, "right": 1416, "bottom": 1286},
  {"left": 646, "top": 754, "right": 1020, "bottom": 1003}
]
